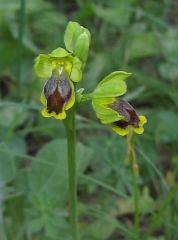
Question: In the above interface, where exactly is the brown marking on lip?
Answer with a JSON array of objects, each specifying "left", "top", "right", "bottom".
[
  {"left": 127, "top": 108, "right": 139, "bottom": 127},
  {"left": 111, "top": 99, "right": 139, "bottom": 129},
  {"left": 114, "top": 120, "right": 130, "bottom": 128},
  {"left": 47, "top": 88, "right": 65, "bottom": 114}
]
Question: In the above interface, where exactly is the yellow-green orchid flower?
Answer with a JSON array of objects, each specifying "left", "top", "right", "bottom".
[
  {"left": 34, "top": 47, "right": 82, "bottom": 119},
  {"left": 92, "top": 71, "right": 147, "bottom": 136}
]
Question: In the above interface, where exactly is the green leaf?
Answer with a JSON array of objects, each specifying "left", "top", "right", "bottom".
[
  {"left": 93, "top": 4, "right": 132, "bottom": 28},
  {"left": 26, "top": 139, "right": 92, "bottom": 238},
  {"left": 0, "top": 143, "right": 16, "bottom": 183},
  {"left": 8, "top": 136, "right": 27, "bottom": 155},
  {"left": 148, "top": 237, "right": 165, "bottom": 240},
  {"left": 158, "top": 62, "right": 178, "bottom": 81},
  {"left": 0, "top": 104, "right": 28, "bottom": 129},
  {"left": 28, "top": 217, "right": 45, "bottom": 234},
  {"left": 83, "top": 215, "right": 118, "bottom": 239},
  {"left": 6, "top": 12, "right": 39, "bottom": 53},
  {"left": 160, "top": 28, "right": 178, "bottom": 61},
  {"left": 27, "top": 139, "right": 92, "bottom": 204},
  {"left": 117, "top": 186, "right": 156, "bottom": 215},
  {"left": 27, "top": 208, "right": 71, "bottom": 239},
  {"left": 45, "top": 214, "right": 71, "bottom": 240},
  {"left": 126, "top": 32, "right": 160, "bottom": 60},
  {"left": 155, "top": 111, "right": 178, "bottom": 143},
  {"left": 27, "top": 139, "right": 67, "bottom": 204}
]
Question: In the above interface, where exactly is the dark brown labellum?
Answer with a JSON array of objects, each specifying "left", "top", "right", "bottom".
[
  {"left": 43, "top": 72, "right": 72, "bottom": 114},
  {"left": 110, "top": 99, "right": 139, "bottom": 128},
  {"left": 47, "top": 88, "right": 65, "bottom": 114}
]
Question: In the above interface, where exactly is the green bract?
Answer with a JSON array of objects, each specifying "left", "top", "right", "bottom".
[
  {"left": 34, "top": 47, "right": 82, "bottom": 82},
  {"left": 92, "top": 71, "right": 131, "bottom": 124},
  {"left": 64, "top": 21, "right": 91, "bottom": 65}
]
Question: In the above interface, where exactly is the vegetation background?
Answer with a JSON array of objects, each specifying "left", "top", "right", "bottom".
[{"left": 0, "top": 0, "right": 178, "bottom": 239}]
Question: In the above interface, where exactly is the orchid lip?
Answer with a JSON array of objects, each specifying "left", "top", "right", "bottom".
[
  {"left": 43, "top": 70, "right": 73, "bottom": 114},
  {"left": 110, "top": 99, "right": 139, "bottom": 129}
]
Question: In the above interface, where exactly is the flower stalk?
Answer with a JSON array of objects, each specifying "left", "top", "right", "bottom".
[
  {"left": 133, "top": 167, "right": 140, "bottom": 240},
  {"left": 127, "top": 131, "right": 140, "bottom": 240},
  {"left": 65, "top": 105, "right": 79, "bottom": 240}
]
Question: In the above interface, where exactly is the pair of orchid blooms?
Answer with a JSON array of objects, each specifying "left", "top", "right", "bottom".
[{"left": 34, "top": 22, "right": 147, "bottom": 136}]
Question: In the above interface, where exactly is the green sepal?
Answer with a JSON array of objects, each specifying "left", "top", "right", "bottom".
[
  {"left": 93, "top": 71, "right": 131, "bottom": 98},
  {"left": 34, "top": 54, "right": 52, "bottom": 78},
  {"left": 92, "top": 99, "right": 124, "bottom": 124},
  {"left": 64, "top": 21, "right": 90, "bottom": 65},
  {"left": 49, "top": 47, "right": 71, "bottom": 58}
]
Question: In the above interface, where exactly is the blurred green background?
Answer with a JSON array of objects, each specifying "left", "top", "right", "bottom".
[{"left": 0, "top": 0, "right": 178, "bottom": 239}]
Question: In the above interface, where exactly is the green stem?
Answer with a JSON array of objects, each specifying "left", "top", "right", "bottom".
[
  {"left": 80, "top": 93, "right": 93, "bottom": 103},
  {"left": 65, "top": 107, "right": 79, "bottom": 240},
  {"left": 127, "top": 133, "right": 140, "bottom": 240},
  {"left": 132, "top": 170, "right": 140, "bottom": 240},
  {"left": 17, "top": 0, "right": 26, "bottom": 88}
]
